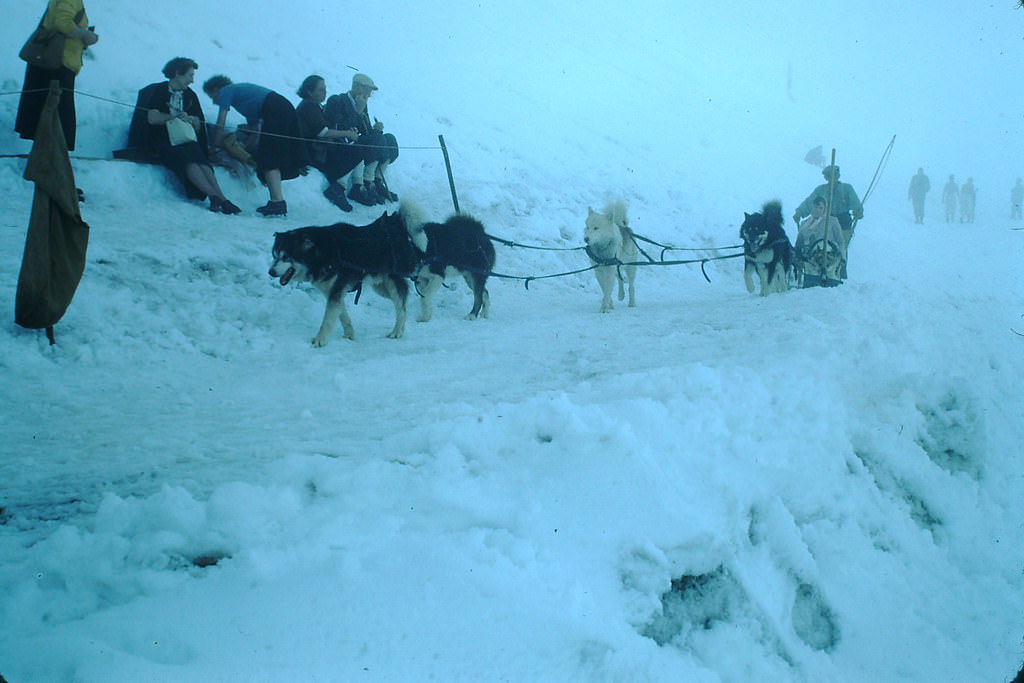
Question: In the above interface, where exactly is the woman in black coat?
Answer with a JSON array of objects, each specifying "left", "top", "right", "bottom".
[
  {"left": 129, "top": 58, "right": 239, "bottom": 213},
  {"left": 295, "top": 74, "right": 360, "bottom": 211}
]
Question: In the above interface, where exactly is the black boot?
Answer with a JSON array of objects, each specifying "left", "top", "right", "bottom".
[
  {"left": 347, "top": 184, "right": 377, "bottom": 207},
  {"left": 219, "top": 198, "right": 242, "bottom": 214},
  {"left": 374, "top": 178, "right": 398, "bottom": 202},
  {"left": 257, "top": 200, "right": 287, "bottom": 216},
  {"left": 324, "top": 184, "right": 353, "bottom": 211}
]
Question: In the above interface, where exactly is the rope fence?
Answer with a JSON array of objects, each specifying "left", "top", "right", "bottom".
[
  {"left": 0, "top": 84, "right": 760, "bottom": 286},
  {"left": 1, "top": 86, "right": 443, "bottom": 152}
]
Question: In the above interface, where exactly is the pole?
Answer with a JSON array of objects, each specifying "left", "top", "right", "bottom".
[
  {"left": 824, "top": 148, "right": 836, "bottom": 250},
  {"left": 438, "top": 134, "right": 460, "bottom": 214},
  {"left": 855, "top": 134, "right": 896, "bottom": 230}
]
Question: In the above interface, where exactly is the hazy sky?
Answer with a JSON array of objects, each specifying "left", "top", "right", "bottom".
[
  {"left": 373, "top": 1, "right": 1024, "bottom": 197},
  {"left": 4, "top": 1, "right": 1022, "bottom": 204}
]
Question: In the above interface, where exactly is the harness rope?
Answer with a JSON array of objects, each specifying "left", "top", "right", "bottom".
[{"left": 487, "top": 250, "right": 745, "bottom": 289}]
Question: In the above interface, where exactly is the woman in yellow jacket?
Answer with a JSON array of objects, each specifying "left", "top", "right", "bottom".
[{"left": 15, "top": 0, "right": 99, "bottom": 151}]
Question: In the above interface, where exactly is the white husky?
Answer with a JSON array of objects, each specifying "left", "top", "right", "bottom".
[{"left": 584, "top": 201, "right": 638, "bottom": 313}]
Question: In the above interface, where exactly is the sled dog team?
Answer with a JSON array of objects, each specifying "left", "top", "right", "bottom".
[
  {"left": 269, "top": 199, "right": 641, "bottom": 346},
  {"left": 271, "top": 195, "right": 839, "bottom": 347}
]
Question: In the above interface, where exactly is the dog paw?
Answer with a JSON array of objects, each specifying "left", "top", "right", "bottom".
[
  {"left": 386, "top": 330, "right": 404, "bottom": 339},
  {"left": 311, "top": 336, "right": 329, "bottom": 347},
  {"left": 464, "top": 313, "right": 478, "bottom": 321},
  {"left": 416, "top": 314, "right": 432, "bottom": 323}
]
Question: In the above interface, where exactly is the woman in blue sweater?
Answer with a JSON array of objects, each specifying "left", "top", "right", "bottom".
[{"left": 203, "top": 75, "right": 306, "bottom": 216}]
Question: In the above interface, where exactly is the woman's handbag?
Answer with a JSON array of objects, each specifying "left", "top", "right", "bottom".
[
  {"left": 166, "top": 117, "right": 198, "bottom": 146},
  {"left": 19, "top": 14, "right": 65, "bottom": 71}
]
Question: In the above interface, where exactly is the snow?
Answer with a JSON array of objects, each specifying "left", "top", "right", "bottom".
[{"left": 2, "top": 2, "right": 1024, "bottom": 681}]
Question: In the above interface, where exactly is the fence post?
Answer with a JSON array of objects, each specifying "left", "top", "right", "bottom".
[{"left": 438, "top": 134, "right": 460, "bottom": 214}]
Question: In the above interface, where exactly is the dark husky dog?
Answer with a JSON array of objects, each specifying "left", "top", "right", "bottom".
[
  {"left": 269, "top": 211, "right": 426, "bottom": 346},
  {"left": 409, "top": 212, "right": 496, "bottom": 322},
  {"left": 740, "top": 200, "right": 796, "bottom": 296}
]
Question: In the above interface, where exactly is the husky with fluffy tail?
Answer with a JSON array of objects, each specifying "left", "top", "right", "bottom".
[
  {"left": 401, "top": 203, "right": 496, "bottom": 322},
  {"left": 740, "top": 200, "right": 795, "bottom": 296},
  {"left": 584, "top": 200, "right": 638, "bottom": 313},
  {"left": 268, "top": 210, "right": 427, "bottom": 346}
]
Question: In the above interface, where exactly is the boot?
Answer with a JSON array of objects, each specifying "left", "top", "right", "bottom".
[
  {"left": 257, "top": 200, "right": 287, "bottom": 216},
  {"left": 219, "top": 198, "right": 242, "bottom": 214},
  {"left": 347, "top": 184, "right": 377, "bottom": 207},
  {"left": 324, "top": 184, "right": 353, "bottom": 212},
  {"left": 374, "top": 177, "right": 398, "bottom": 202}
]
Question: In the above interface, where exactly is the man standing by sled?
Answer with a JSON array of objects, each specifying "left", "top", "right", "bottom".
[{"left": 794, "top": 165, "right": 863, "bottom": 277}]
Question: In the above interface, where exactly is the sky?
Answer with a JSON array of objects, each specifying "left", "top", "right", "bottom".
[{"left": 1, "top": 1, "right": 1024, "bottom": 681}]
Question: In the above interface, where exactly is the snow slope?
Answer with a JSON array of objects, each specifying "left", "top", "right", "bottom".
[{"left": 1, "top": 2, "right": 1023, "bottom": 681}]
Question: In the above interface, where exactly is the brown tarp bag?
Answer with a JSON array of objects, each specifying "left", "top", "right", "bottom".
[{"left": 15, "top": 81, "right": 89, "bottom": 338}]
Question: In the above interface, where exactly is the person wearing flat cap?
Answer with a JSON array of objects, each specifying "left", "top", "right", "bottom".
[
  {"left": 793, "top": 165, "right": 863, "bottom": 277},
  {"left": 324, "top": 73, "right": 400, "bottom": 206}
]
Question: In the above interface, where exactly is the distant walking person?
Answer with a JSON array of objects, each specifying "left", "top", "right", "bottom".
[
  {"left": 959, "top": 177, "right": 976, "bottom": 224},
  {"left": 942, "top": 174, "right": 959, "bottom": 224},
  {"left": 15, "top": 0, "right": 99, "bottom": 152},
  {"left": 1011, "top": 178, "right": 1023, "bottom": 220},
  {"left": 907, "top": 168, "right": 930, "bottom": 224}
]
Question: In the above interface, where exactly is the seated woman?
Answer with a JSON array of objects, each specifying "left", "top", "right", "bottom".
[
  {"left": 127, "top": 58, "right": 240, "bottom": 214},
  {"left": 295, "top": 75, "right": 361, "bottom": 212},
  {"left": 203, "top": 74, "right": 307, "bottom": 217},
  {"left": 796, "top": 196, "right": 845, "bottom": 287}
]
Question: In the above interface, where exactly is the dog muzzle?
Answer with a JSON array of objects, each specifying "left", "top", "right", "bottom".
[{"left": 271, "top": 265, "right": 296, "bottom": 286}]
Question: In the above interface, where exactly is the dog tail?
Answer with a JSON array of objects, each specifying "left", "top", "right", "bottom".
[
  {"left": 399, "top": 201, "right": 429, "bottom": 253},
  {"left": 761, "top": 200, "right": 783, "bottom": 227},
  {"left": 605, "top": 199, "right": 629, "bottom": 228}
]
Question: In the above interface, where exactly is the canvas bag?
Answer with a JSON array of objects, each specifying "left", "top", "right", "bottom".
[
  {"left": 166, "top": 117, "right": 198, "bottom": 146},
  {"left": 19, "top": 11, "right": 66, "bottom": 71},
  {"left": 19, "top": 7, "right": 84, "bottom": 71}
]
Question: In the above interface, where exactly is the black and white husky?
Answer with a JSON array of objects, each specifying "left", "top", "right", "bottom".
[
  {"left": 584, "top": 200, "right": 638, "bottom": 313},
  {"left": 269, "top": 210, "right": 426, "bottom": 346},
  {"left": 409, "top": 211, "right": 496, "bottom": 323},
  {"left": 740, "top": 200, "right": 796, "bottom": 296}
]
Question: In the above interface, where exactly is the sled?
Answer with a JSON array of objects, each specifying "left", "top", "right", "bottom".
[{"left": 797, "top": 236, "right": 844, "bottom": 288}]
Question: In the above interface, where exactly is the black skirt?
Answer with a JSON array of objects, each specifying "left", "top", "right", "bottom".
[
  {"left": 15, "top": 63, "right": 78, "bottom": 151},
  {"left": 255, "top": 92, "right": 307, "bottom": 181},
  {"left": 161, "top": 140, "right": 212, "bottom": 200}
]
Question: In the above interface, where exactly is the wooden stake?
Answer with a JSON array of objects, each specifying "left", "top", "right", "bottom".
[{"left": 438, "top": 134, "right": 460, "bottom": 214}]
